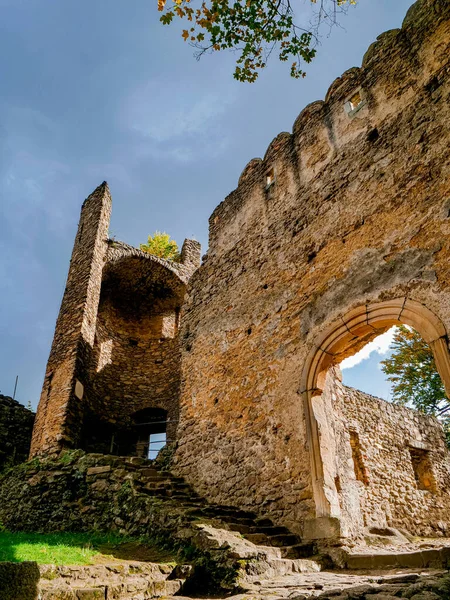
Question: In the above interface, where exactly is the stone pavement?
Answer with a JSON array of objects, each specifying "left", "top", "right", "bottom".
[{"left": 180, "top": 570, "right": 450, "bottom": 600}]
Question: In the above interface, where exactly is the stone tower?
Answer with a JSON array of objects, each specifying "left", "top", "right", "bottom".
[
  {"left": 30, "top": 183, "right": 112, "bottom": 457},
  {"left": 30, "top": 183, "right": 200, "bottom": 458}
]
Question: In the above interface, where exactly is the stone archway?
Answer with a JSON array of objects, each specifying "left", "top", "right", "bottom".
[{"left": 300, "top": 298, "right": 450, "bottom": 539}]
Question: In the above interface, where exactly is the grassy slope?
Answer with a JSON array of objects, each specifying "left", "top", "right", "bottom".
[{"left": 0, "top": 531, "right": 177, "bottom": 565}]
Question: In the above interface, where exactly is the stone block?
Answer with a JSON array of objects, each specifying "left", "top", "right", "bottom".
[
  {"left": 75, "top": 588, "right": 105, "bottom": 600},
  {"left": 86, "top": 466, "right": 111, "bottom": 476},
  {"left": 302, "top": 517, "right": 341, "bottom": 540},
  {"left": 0, "top": 561, "right": 40, "bottom": 600},
  {"left": 40, "top": 588, "right": 76, "bottom": 600}
]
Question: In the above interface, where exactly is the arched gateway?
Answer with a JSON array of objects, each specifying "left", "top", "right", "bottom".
[{"left": 300, "top": 299, "right": 450, "bottom": 538}]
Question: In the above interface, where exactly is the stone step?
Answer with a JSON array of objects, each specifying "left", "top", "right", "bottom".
[
  {"left": 278, "top": 543, "right": 316, "bottom": 559},
  {"left": 140, "top": 475, "right": 173, "bottom": 484},
  {"left": 38, "top": 563, "right": 189, "bottom": 600},
  {"left": 143, "top": 481, "right": 169, "bottom": 490},
  {"left": 266, "top": 533, "right": 300, "bottom": 547},
  {"left": 172, "top": 483, "right": 193, "bottom": 490},
  {"left": 40, "top": 579, "right": 185, "bottom": 599},
  {"left": 343, "top": 546, "right": 450, "bottom": 570},
  {"left": 254, "top": 517, "right": 275, "bottom": 527},
  {"left": 249, "top": 525, "right": 290, "bottom": 535},
  {"left": 166, "top": 490, "right": 192, "bottom": 498},
  {"left": 211, "top": 515, "right": 257, "bottom": 527},
  {"left": 201, "top": 507, "right": 257, "bottom": 520},
  {"left": 140, "top": 468, "right": 161, "bottom": 478},
  {"left": 144, "top": 487, "right": 169, "bottom": 497},
  {"left": 227, "top": 522, "right": 253, "bottom": 534},
  {"left": 242, "top": 556, "right": 322, "bottom": 583},
  {"left": 179, "top": 501, "right": 207, "bottom": 509},
  {"left": 245, "top": 532, "right": 270, "bottom": 545}
]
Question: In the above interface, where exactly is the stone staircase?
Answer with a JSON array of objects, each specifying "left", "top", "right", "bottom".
[{"left": 121, "top": 457, "right": 321, "bottom": 578}]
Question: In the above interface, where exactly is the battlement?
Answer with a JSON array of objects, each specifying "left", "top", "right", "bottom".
[
  {"left": 208, "top": 0, "right": 450, "bottom": 257},
  {"left": 175, "top": 0, "right": 450, "bottom": 541}
]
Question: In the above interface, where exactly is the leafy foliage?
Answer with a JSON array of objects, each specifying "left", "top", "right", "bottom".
[
  {"left": 158, "top": 0, "right": 357, "bottom": 82},
  {"left": 140, "top": 232, "right": 181, "bottom": 262},
  {"left": 380, "top": 326, "right": 450, "bottom": 445}
]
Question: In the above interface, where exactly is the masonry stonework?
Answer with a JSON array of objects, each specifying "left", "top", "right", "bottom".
[
  {"left": 29, "top": 0, "right": 450, "bottom": 543},
  {"left": 30, "top": 184, "right": 201, "bottom": 459},
  {"left": 328, "top": 372, "right": 450, "bottom": 538},
  {"left": 172, "top": 0, "right": 450, "bottom": 540},
  {"left": 0, "top": 395, "right": 35, "bottom": 471}
]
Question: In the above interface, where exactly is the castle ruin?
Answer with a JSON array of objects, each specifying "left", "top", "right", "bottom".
[{"left": 30, "top": 0, "right": 450, "bottom": 543}]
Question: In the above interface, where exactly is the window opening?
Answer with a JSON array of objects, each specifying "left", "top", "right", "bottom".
[
  {"left": 148, "top": 432, "right": 167, "bottom": 460},
  {"left": 265, "top": 167, "right": 275, "bottom": 189},
  {"left": 349, "top": 91, "right": 362, "bottom": 110},
  {"left": 133, "top": 407, "right": 168, "bottom": 460},
  {"left": 349, "top": 430, "right": 369, "bottom": 485},
  {"left": 409, "top": 446, "right": 436, "bottom": 491},
  {"left": 344, "top": 89, "right": 365, "bottom": 116}
]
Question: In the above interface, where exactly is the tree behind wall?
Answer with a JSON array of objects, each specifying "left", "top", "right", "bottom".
[
  {"left": 380, "top": 326, "right": 450, "bottom": 446},
  {"left": 140, "top": 232, "right": 181, "bottom": 262}
]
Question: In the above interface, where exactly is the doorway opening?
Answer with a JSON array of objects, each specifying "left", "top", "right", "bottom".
[
  {"left": 300, "top": 299, "right": 450, "bottom": 531},
  {"left": 133, "top": 407, "right": 168, "bottom": 460}
]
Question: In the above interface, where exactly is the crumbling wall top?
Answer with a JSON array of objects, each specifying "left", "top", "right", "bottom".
[{"left": 106, "top": 239, "right": 199, "bottom": 285}]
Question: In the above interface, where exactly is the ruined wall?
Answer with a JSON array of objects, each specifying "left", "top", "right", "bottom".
[
  {"left": 0, "top": 395, "right": 35, "bottom": 471},
  {"left": 174, "top": 0, "right": 450, "bottom": 536},
  {"left": 30, "top": 183, "right": 112, "bottom": 457},
  {"left": 84, "top": 247, "right": 190, "bottom": 447},
  {"left": 333, "top": 381, "right": 450, "bottom": 537},
  {"left": 31, "top": 184, "right": 201, "bottom": 458}
]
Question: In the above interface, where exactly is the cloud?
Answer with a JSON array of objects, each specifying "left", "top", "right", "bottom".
[
  {"left": 340, "top": 327, "right": 397, "bottom": 370},
  {"left": 121, "top": 80, "right": 235, "bottom": 162},
  {"left": 0, "top": 105, "right": 73, "bottom": 241}
]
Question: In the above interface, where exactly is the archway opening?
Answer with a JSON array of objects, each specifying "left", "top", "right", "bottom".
[
  {"left": 301, "top": 299, "right": 450, "bottom": 539},
  {"left": 77, "top": 254, "right": 185, "bottom": 457}
]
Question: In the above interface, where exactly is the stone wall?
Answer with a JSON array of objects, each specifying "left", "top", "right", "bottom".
[
  {"left": 174, "top": 0, "right": 450, "bottom": 539},
  {"left": 332, "top": 378, "right": 450, "bottom": 537},
  {"left": 0, "top": 395, "right": 35, "bottom": 472},
  {"left": 30, "top": 185, "right": 200, "bottom": 458},
  {"left": 0, "top": 452, "right": 277, "bottom": 592},
  {"left": 0, "top": 562, "right": 40, "bottom": 600},
  {"left": 30, "top": 183, "right": 112, "bottom": 457}
]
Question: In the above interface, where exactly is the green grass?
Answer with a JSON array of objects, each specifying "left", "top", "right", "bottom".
[
  {"left": 0, "top": 531, "right": 178, "bottom": 566},
  {"left": 0, "top": 531, "right": 123, "bottom": 565}
]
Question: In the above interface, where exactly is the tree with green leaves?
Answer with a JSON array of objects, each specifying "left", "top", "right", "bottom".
[
  {"left": 140, "top": 232, "right": 181, "bottom": 261},
  {"left": 158, "top": 0, "right": 357, "bottom": 82},
  {"left": 380, "top": 325, "right": 450, "bottom": 445}
]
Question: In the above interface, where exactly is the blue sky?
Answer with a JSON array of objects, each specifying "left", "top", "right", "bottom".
[{"left": 0, "top": 0, "right": 415, "bottom": 408}]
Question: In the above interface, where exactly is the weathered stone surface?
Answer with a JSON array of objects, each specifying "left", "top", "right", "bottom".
[
  {"left": 172, "top": 0, "right": 450, "bottom": 540},
  {"left": 331, "top": 379, "right": 450, "bottom": 539},
  {"left": 0, "top": 394, "right": 35, "bottom": 472},
  {"left": 0, "top": 561, "right": 40, "bottom": 600},
  {"left": 29, "top": 182, "right": 201, "bottom": 460},
  {"left": 25, "top": 0, "right": 450, "bottom": 545},
  {"left": 0, "top": 453, "right": 320, "bottom": 591}
]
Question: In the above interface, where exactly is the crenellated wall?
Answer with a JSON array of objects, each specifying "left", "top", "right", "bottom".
[{"left": 174, "top": 0, "right": 450, "bottom": 539}]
